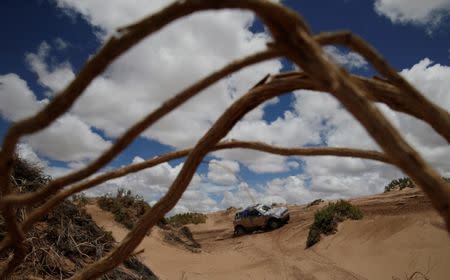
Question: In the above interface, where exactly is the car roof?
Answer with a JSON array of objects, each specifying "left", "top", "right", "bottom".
[{"left": 236, "top": 204, "right": 270, "bottom": 214}]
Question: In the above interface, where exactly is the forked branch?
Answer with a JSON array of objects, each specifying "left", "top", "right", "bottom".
[{"left": 0, "top": 0, "right": 448, "bottom": 279}]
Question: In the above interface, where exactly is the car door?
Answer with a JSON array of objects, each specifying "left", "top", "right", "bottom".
[
  {"left": 249, "top": 209, "right": 265, "bottom": 227},
  {"left": 239, "top": 210, "right": 252, "bottom": 229}
]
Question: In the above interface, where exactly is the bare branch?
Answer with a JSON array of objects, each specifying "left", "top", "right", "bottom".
[
  {"left": 280, "top": 21, "right": 450, "bottom": 231},
  {"left": 0, "top": 0, "right": 448, "bottom": 278},
  {"left": 0, "top": 49, "right": 280, "bottom": 208},
  {"left": 268, "top": 71, "right": 450, "bottom": 142},
  {"left": 315, "top": 31, "right": 450, "bottom": 143},
  {"left": 69, "top": 68, "right": 304, "bottom": 280}
]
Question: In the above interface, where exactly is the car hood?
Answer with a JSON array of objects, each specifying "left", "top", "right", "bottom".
[{"left": 265, "top": 207, "right": 288, "bottom": 218}]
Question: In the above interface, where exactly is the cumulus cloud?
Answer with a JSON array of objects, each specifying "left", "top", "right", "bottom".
[
  {"left": 323, "top": 46, "right": 368, "bottom": 70},
  {"left": 219, "top": 57, "right": 450, "bottom": 208},
  {"left": 85, "top": 156, "right": 218, "bottom": 215},
  {"left": 24, "top": 0, "right": 288, "bottom": 173},
  {"left": 16, "top": 142, "right": 46, "bottom": 166},
  {"left": 31, "top": 1, "right": 283, "bottom": 150},
  {"left": 0, "top": 73, "right": 110, "bottom": 162},
  {"left": 24, "top": 114, "right": 111, "bottom": 162},
  {"left": 26, "top": 42, "right": 75, "bottom": 93},
  {"left": 2, "top": 0, "right": 449, "bottom": 215},
  {"left": 0, "top": 74, "right": 46, "bottom": 121},
  {"left": 207, "top": 159, "right": 240, "bottom": 185},
  {"left": 374, "top": 0, "right": 450, "bottom": 29},
  {"left": 295, "top": 57, "right": 450, "bottom": 200}
]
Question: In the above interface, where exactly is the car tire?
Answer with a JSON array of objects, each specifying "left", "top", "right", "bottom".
[
  {"left": 234, "top": 226, "right": 246, "bottom": 236},
  {"left": 268, "top": 219, "right": 280, "bottom": 230}
]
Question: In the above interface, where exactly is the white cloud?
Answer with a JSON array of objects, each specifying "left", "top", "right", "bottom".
[
  {"left": 84, "top": 156, "right": 219, "bottom": 215},
  {"left": 3, "top": 1, "right": 450, "bottom": 215},
  {"left": 20, "top": 0, "right": 286, "bottom": 174},
  {"left": 24, "top": 114, "right": 111, "bottom": 162},
  {"left": 28, "top": 2, "right": 282, "bottom": 149},
  {"left": 0, "top": 74, "right": 46, "bottom": 121},
  {"left": 294, "top": 57, "right": 450, "bottom": 202},
  {"left": 25, "top": 42, "right": 75, "bottom": 94},
  {"left": 374, "top": 0, "right": 450, "bottom": 28},
  {"left": 16, "top": 142, "right": 46, "bottom": 166},
  {"left": 94, "top": 57, "right": 450, "bottom": 212},
  {"left": 207, "top": 159, "right": 240, "bottom": 185},
  {"left": 0, "top": 73, "right": 111, "bottom": 162},
  {"left": 15, "top": 142, "right": 77, "bottom": 178},
  {"left": 323, "top": 46, "right": 367, "bottom": 69},
  {"left": 54, "top": 38, "right": 69, "bottom": 50}
]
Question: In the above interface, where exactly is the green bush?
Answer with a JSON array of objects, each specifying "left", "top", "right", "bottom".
[
  {"left": 97, "top": 189, "right": 150, "bottom": 230},
  {"left": 306, "top": 200, "right": 363, "bottom": 248},
  {"left": 72, "top": 192, "right": 89, "bottom": 206},
  {"left": 166, "top": 212, "right": 207, "bottom": 226},
  {"left": 113, "top": 207, "right": 134, "bottom": 229},
  {"left": 306, "top": 198, "right": 324, "bottom": 208},
  {"left": 384, "top": 177, "right": 414, "bottom": 192},
  {"left": 385, "top": 177, "right": 450, "bottom": 193}
]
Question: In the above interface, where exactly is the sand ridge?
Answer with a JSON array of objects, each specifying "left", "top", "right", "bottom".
[{"left": 86, "top": 188, "right": 450, "bottom": 280}]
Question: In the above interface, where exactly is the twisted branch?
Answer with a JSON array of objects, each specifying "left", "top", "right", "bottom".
[
  {"left": 315, "top": 31, "right": 450, "bottom": 142},
  {"left": 0, "top": 140, "right": 390, "bottom": 253},
  {"left": 0, "top": 0, "right": 448, "bottom": 278},
  {"left": 0, "top": 49, "right": 280, "bottom": 208},
  {"left": 69, "top": 64, "right": 309, "bottom": 280}
]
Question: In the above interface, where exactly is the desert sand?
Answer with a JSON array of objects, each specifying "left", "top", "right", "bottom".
[{"left": 86, "top": 188, "right": 450, "bottom": 280}]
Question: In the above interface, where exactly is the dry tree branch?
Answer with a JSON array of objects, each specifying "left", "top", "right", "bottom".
[
  {"left": 69, "top": 66, "right": 310, "bottom": 280},
  {"left": 0, "top": 140, "right": 390, "bottom": 253},
  {"left": 0, "top": 0, "right": 448, "bottom": 278},
  {"left": 315, "top": 31, "right": 450, "bottom": 143},
  {"left": 0, "top": 49, "right": 280, "bottom": 209},
  {"left": 72, "top": 1, "right": 449, "bottom": 278},
  {"left": 279, "top": 19, "right": 450, "bottom": 229},
  {"left": 0, "top": 5, "right": 283, "bottom": 274},
  {"left": 269, "top": 71, "right": 450, "bottom": 141}
]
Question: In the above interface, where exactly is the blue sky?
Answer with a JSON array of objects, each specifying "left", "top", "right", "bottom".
[{"left": 1, "top": 0, "right": 450, "bottom": 214}]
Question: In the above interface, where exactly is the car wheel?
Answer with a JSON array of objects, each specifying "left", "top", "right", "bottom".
[
  {"left": 268, "top": 219, "right": 280, "bottom": 230},
  {"left": 234, "top": 226, "right": 246, "bottom": 236}
]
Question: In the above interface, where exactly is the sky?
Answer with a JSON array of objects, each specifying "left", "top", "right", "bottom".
[{"left": 1, "top": 0, "right": 450, "bottom": 215}]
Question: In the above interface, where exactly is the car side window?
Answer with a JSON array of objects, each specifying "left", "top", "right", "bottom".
[{"left": 249, "top": 209, "right": 260, "bottom": 217}]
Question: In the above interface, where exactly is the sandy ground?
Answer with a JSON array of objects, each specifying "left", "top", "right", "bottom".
[{"left": 86, "top": 188, "right": 450, "bottom": 280}]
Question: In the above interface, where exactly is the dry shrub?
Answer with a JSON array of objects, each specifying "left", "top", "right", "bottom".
[
  {"left": 163, "top": 226, "right": 201, "bottom": 253},
  {"left": 306, "top": 200, "right": 363, "bottom": 248},
  {"left": 97, "top": 189, "right": 202, "bottom": 253},
  {"left": 166, "top": 212, "right": 207, "bottom": 227},
  {"left": 97, "top": 189, "right": 151, "bottom": 230},
  {"left": 0, "top": 158, "right": 157, "bottom": 279},
  {"left": 306, "top": 199, "right": 324, "bottom": 208}
]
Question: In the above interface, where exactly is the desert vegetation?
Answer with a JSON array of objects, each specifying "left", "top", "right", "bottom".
[
  {"left": 306, "top": 200, "right": 363, "bottom": 248},
  {"left": 96, "top": 189, "right": 203, "bottom": 253},
  {"left": 305, "top": 198, "right": 324, "bottom": 208},
  {"left": 384, "top": 177, "right": 415, "bottom": 193},
  {"left": 98, "top": 189, "right": 151, "bottom": 230},
  {"left": 97, "top": 189, "right": 206, "bottom": 230},
  {"left": 0, "top": 0, "right": 449, "bottom": 278},
  {"left": 0, "top": 157, "right": 157, "bottom": 279},
  {"left": 384, "top": 177, "right": 450, "bottom": 192},
  {"left": 166, "top": 212, "right": 207, "bottom": 227}
]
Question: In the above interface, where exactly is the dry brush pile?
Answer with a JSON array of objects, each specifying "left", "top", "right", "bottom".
[
  {"left": 0, "top": 0, "right": 449, "bottom": 278},
  {"left": 0, "top": 157, "right": 157, "bottom": 279},
  {"left": 97, "top": 189, "right": 204, "bottom": 253}
]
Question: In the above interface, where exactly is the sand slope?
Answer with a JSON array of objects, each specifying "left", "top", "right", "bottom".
[{"left": 86, "top": 188, "right": 450, "bottom": 280}]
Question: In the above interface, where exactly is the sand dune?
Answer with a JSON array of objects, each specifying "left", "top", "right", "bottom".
[{"left": 86, "top": 188, "right": 450, "bottom": 279}]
